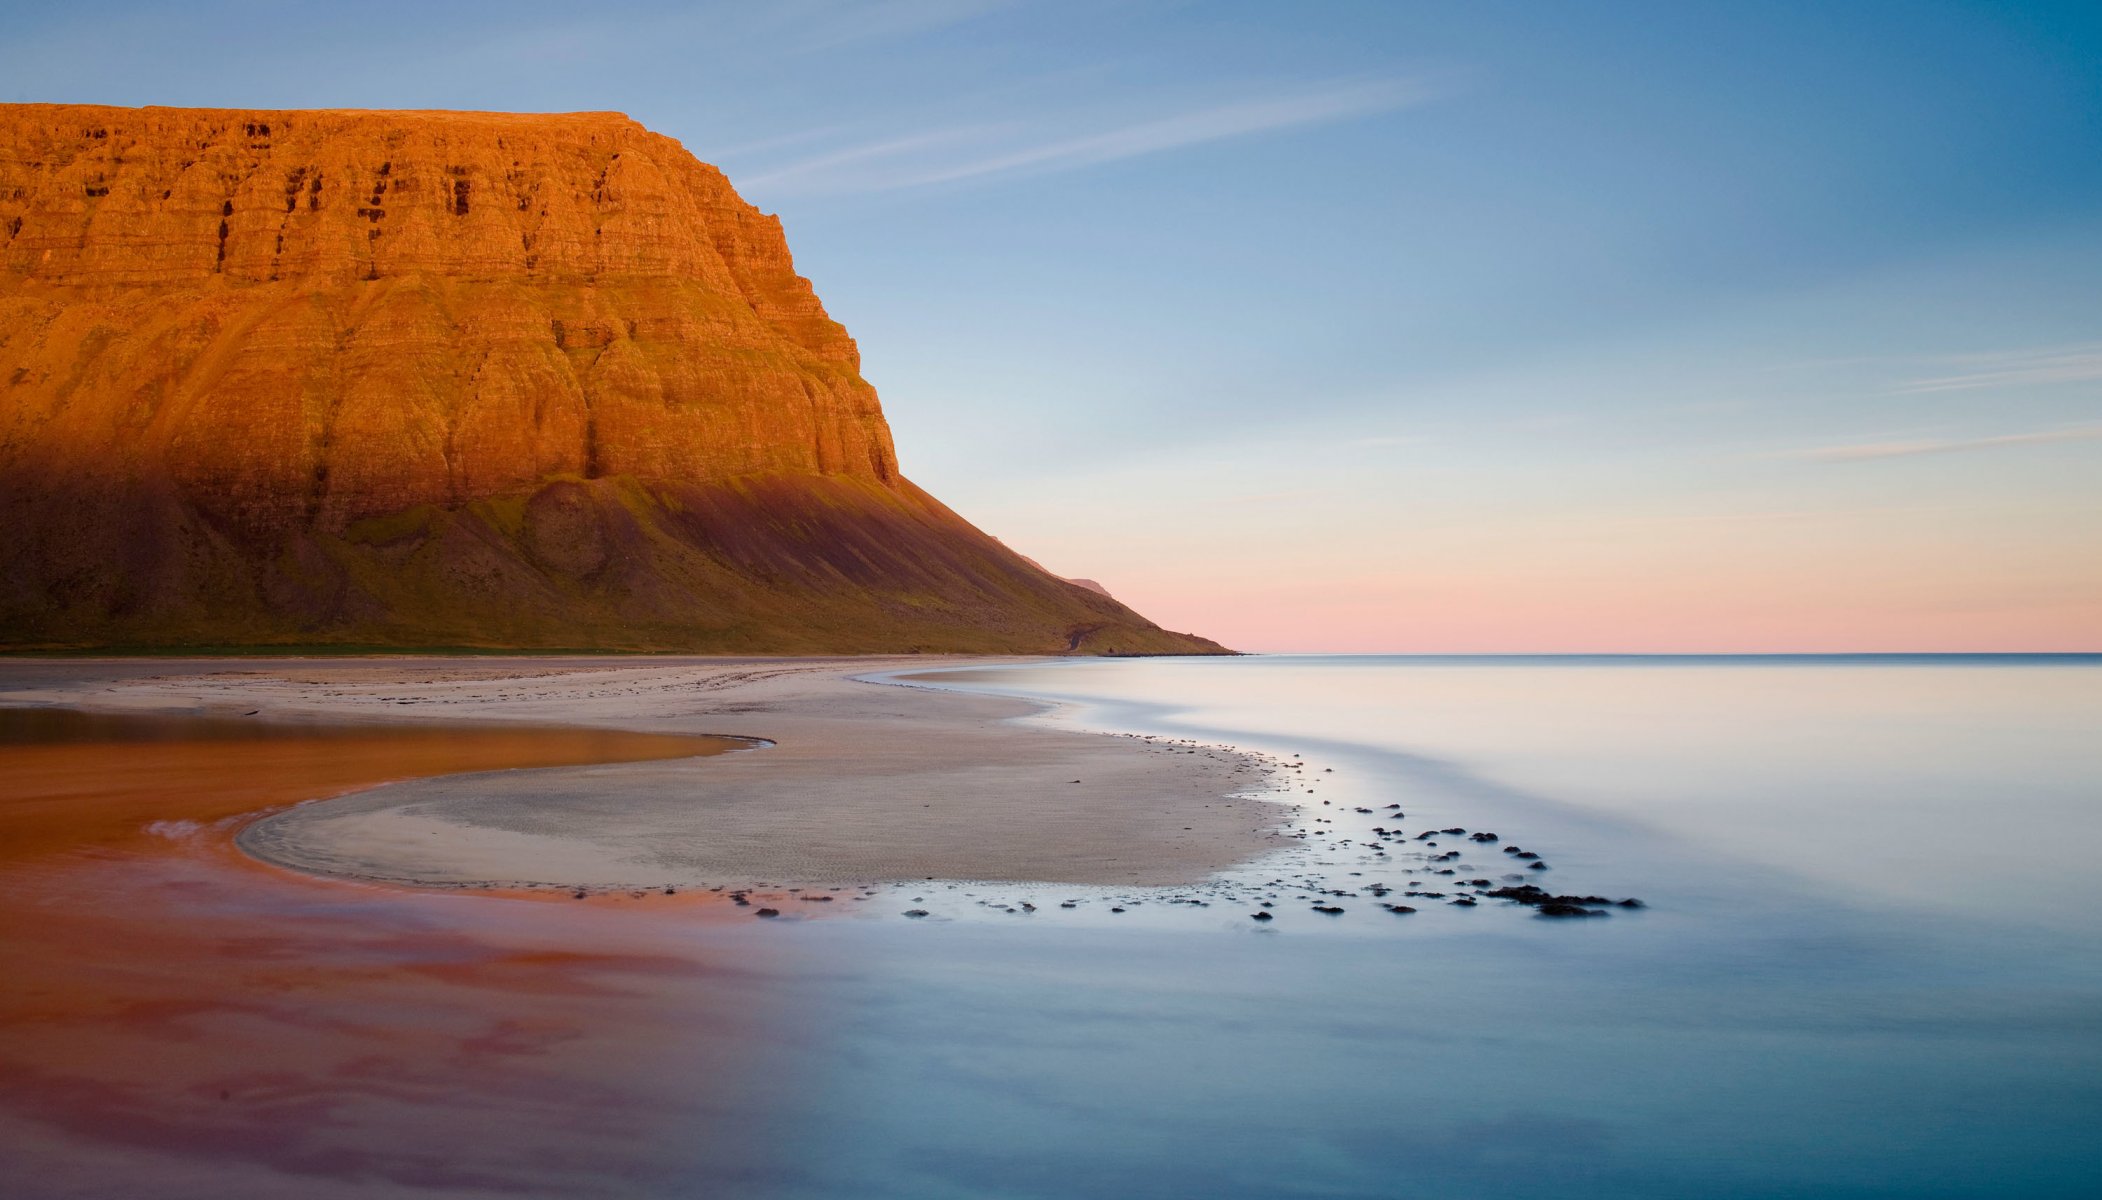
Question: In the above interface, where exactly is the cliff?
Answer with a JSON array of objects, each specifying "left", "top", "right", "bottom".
[{"left": 0, "top": 104, "right": 1224, "bottom": 654}]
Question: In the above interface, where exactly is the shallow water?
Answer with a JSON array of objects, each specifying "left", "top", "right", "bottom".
[
  {"left": 0, "top": 710, "right": 769, "bottom": 1198},
  {"left": 867, "top": 655, "right": 2102, "bottom": 1198},
  {"left": 4, "top": 658, "right": 2100, "bottom": 1198}
]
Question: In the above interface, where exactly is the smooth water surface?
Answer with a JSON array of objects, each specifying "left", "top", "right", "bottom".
[
  {"left": 833, "top": 654, "right": 2102, "bottom": 1199},
  {"left": 4, "top": 658, "right": 2099, "bottom": 1198}
]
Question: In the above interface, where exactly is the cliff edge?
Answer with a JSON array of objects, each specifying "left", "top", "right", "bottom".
[{"left": 0, "top": 105, "right": 1224, "bottom": 654}]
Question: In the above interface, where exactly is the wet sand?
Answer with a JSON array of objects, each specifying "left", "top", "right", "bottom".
[
  {"left": 0, "top": 657, "right": 1284, "bottom": 890},
  {"left": 0, "top": 657, "right": 1286, "bottom": 1194},
  {"left": 0, "top": 708, "right": 795, "bottom": 1198}
]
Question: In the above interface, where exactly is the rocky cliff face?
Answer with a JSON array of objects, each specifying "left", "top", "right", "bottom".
[{"left": 0, "top": 105, "right": 1223, "bottom": 654}]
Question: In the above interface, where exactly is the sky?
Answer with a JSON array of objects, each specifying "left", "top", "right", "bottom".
[{"left": 5, "top": 0, "right": 2099, "bottom": 651}]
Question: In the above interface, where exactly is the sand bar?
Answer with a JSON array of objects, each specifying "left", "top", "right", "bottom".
[{"left": 0, "top": 657, "right": 1285, "bottom": 889}]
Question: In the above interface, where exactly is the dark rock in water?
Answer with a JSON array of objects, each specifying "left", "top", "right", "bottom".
[
  {"left": 1441, "top": 827, "right": 1466, "bottom": 835},
  {"left": 1469, "top": 831, "right": 1499, "bottom": 843},
  {"left": 1502, "top": 846, "right": 1525, "bottom": 855},
  {"left": 1059, "top": 901, "right": 1079, "bottom": 909},
  {"left": 572, "top": 890, "right": 588, "bottom": 900},
  {"left": 1312, "top": 905, "right": 1346, "bottom": 915},
  {"left": 1251, "top": 911, "right": 1274, "bottom": 921},
  {"left": 1528, "top": 861, "right": 1551, "bottom": 871},
  {"left": 1618, "top": 898, "right": 1646, "bottom": 908},
  {"left": 1451, "top": 897, "right": 1478, "bottom": 907},
  {"left": 1512, "top": 851, "right": 1540, "bottom": 860},
  {"left": 1110, "top": 907, "right": 1127, "bottom": 913},
  {"left": 1485, "top": 884, "right": 1636, "bottom": 919},
  {"left": 1384, "top": 904, "right": 1417, "bottom": 914},
  {"left": 903, "top": 909, "right": 930, "bottom": 918},
  {"left": 755, "top": 908, "right": 781, "bottom": 918}
]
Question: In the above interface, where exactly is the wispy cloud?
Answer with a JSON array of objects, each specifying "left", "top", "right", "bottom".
[
  {"left": 1794, "top": 424, "right": 2102, "bottom": 462},
  {"left": 439, "top": 1, "right": 1010, "bottom": 76},
  {"left": 738, "top": 76, "right": 1439, "bottom": 195},
  {"left": 702, "top": 124, "right": 859, "bottom": 160},
  {"left": 790, "top": 0, "right": 1016, "bottom": 51},
  {"left": 740, "top": 127, "right": 999, "bottom": 187},
  {"left": 1889, "top": 342, "right": 2102, "bottom": 394}
]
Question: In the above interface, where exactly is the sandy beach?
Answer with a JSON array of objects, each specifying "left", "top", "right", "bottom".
[{"left": 0, "top": 657, "right": 1284, "bottom": 890}]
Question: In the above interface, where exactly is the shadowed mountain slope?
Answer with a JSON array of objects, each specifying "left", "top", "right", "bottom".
[{"left": 0, "top": 104, "right": 1223, "bottom": 653}]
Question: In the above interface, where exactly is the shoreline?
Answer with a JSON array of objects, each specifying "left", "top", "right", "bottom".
[{"left": 0, "top": 656, "right": 1289, "bottom": 890}]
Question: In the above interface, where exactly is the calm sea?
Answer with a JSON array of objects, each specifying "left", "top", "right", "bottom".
[
  {"left": 5, "top": 655, "right": 2097, "bottom": 1198},
  {"left": 790, "top": 654, "right": 2102, "bottom": 1199}
]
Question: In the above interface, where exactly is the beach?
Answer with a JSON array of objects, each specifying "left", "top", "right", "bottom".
[{"left": 0, "top": 657, "right": 1283, "bottom": 891}]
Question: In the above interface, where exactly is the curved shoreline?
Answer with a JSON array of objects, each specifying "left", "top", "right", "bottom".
[{"left": 3, "top": 656, "right": 1289, "bottom": 890}]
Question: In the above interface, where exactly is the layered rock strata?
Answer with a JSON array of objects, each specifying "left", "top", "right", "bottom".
[{"left": 0, "top": 105, "right": 1221, "bottom": 653}]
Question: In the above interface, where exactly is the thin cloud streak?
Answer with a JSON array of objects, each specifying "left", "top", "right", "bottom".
[
  {"left": 1795, "top": 425, "right": 2102, "bottom": 462},
  {"left": 790, "top": 0, "right": 1016, "bottom": 51},
  {"left": 739, "top": 77, "right": 1439, "bottom": 195},
  {"left": 436, "top": 1, "right": 1009, "bottom": 79},
  {"left": 909, "top": 79, "right": 1435, "bottom": 186},
  {"left": 1889, "top": 342, "right": 2102, "bottom": 394},
  {"left": 739, "top": 127, "right": 1001, "bottom": 187}
]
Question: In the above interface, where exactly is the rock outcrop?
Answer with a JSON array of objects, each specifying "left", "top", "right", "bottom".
[{"left": 0, "top": 105, "right": 1223, "bottom": 653}]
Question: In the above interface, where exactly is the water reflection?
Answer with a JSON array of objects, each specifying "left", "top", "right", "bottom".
[{"left": 0, "top": 709, "right": 791, "bottom": 1198}]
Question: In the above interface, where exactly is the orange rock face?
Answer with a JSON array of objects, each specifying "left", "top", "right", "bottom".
[{"left": 0, "top": 105, "right": 1223, "bottom": 654}]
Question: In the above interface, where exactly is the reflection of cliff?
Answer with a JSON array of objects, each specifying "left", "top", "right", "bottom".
[{"left": 0, "top": 105, "right": 1223, "bottom": 653}]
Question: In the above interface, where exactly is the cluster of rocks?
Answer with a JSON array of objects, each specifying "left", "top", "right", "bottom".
[
  {"left": 1484, "top": 885, "right": 1645, "bottom": 918},
  {"left": 542, "top": 742, "right": 1646, "bottom": 928}
]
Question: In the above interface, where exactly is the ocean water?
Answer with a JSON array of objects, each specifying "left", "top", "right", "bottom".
[
  {"left": 775, "top": 654, "right": 2102, "bottom": 1199},
  {"left": 5, "top": 656, "right": 2100, "bottom": 1199}
]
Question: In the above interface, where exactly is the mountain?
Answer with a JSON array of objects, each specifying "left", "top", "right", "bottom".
[{"left": 0, "top": 104, "right": 1225, "bottom": 654}]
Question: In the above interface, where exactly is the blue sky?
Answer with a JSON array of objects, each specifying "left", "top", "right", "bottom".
[{"left": 6, "top": 1, "right": 2098, "bottom": 649}]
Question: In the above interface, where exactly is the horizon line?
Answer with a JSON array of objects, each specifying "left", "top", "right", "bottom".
[{"left": 1232, "top": 650, "right": 2102, "bottom": 659}]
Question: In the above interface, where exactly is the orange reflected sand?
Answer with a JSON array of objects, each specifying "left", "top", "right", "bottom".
[{"left": 0, "top": 710, "right": 799, "bottom": 1197}]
